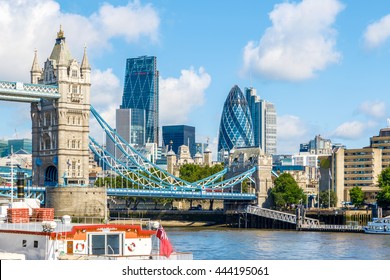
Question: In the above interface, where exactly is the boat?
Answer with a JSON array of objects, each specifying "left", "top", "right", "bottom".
[
  {"left": 0, "top": 201, "right": 192, "bottom": 260},
  {"left": 363, "top": 215, "right": 390, "bottom": 234}
]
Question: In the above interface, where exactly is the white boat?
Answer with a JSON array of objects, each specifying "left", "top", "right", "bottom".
[
  {"left": 364, "top": 216, "right": 390, "bottom": 234},
  {"left": 0, "top": 207, "right": 192, "bottom": 260}
]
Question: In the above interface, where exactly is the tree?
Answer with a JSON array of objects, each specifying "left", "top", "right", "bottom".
[
  {"left": 179, "top": 163, "right": 224, "bottom": 183},
  {"left": 376, "top": 167, "right": 390, "bottom": 208},
  {"left": 319, "top": 190, "right": 337, "bottom": 208},
  {"left": 270, "top": 173, "right": 306, "bottom": 210},
  {"left": 349, "top": 186, "right": 364, "bottom": 207}
]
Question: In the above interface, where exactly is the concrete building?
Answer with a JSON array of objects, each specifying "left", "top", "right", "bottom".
[
  {"left": 370, "top": 127, "right": 390, "bottom": 169},
  {"left": 331, "top": 147, "right": 382, "bottom": 206},
  {"left": 300, "top": 135, "right": 333, "bottom": 155}
]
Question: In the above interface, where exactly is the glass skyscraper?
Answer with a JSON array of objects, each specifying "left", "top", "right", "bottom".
[
  {"left": 121, "top": 56, "right": 159, "bottom": 145},
  {"left": 162, "top": 125, "right": 196, "bottom": 157},
  {"left": 245, "top": 87, "right": 277, "bottom": 155},
  {"left": 218, "top": 85, "right": 254, "bottom": 157}
]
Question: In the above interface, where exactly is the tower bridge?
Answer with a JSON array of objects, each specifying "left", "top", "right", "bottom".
[{"left": 0, "top": 28, "right": 273, "bottom": 217}]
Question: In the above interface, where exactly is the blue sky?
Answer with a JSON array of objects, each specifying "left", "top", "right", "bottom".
[{"left": 1, "top": 0, "right": 390, "bottom": 156}]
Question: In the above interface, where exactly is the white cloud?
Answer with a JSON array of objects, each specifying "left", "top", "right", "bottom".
[
  {"left": 364, "top": 14, "right": 390, "bottom": 49},
  {"left": 160, "top": 67, "right": 211, "bottom": 125},
  {"left": 242, "top": 0, "right": 343, "bottom": 81},
  {"left": 277, "top": 115, "right": 308, "bottom": 154},
  {"left": 89, "top": 69, "right": 122, "bottom": 140},
  {"left": 332, "top": 121, "right": 367, "bottom": 140},
  {"left": 358, "top": 101, "right": 386, "bottom": 119},
  {"left": 0, "top": 0, "right": 160, "bottom": 82},
  {"left": 278, "top": 115, "right": 307, "bottom": 140}
]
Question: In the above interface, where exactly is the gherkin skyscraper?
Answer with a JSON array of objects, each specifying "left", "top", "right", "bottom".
[{"left": 218, "top": 85, "right": 255, "bottom": 157}]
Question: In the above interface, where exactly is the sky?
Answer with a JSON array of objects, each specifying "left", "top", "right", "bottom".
[{"left": 1, "top": 0, "right": 390, "bottom": 157}]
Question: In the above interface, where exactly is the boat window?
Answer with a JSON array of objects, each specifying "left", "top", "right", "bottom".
[
  {"left": 89, "top": 233, "right": 122, "bottom": 255},
  {"left": 22, "top": 240, "right": 27, "bottom": 247},
  {"left": 34, "top": 241, "right": 38, "bottom": 248}
]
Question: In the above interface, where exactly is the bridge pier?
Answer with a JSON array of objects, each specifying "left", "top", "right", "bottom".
[{"left": 45, "top": 187, "right": 106, "bottom": 218}]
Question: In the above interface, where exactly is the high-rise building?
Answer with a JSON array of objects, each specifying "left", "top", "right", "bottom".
[
  {"left": 121, "top": 56, "right": 159, "bottom": 145},
  {"left": 162, "top": 125, "right": 196, "bottom": 157},
  {"left": 370, "top": 127, "right": 390, "bottom": 169},
  {"left": 0, "top": 140, "right": 8, "bottom": 157},
  {"left": 218, "top": 85, "right": 254, "bottom": 160},
  {"left": 245, "top": 87, "right": 277, "bottom": 155},
  {"left": 8, "top": 139, "right": 32, "bottom": 154}
]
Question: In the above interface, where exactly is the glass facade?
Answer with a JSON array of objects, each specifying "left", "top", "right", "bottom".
[
  {"left": 245, "top": 87, "right": 277, "bottom": 155},
  {"left": 8, "top": 139, "right": 32, "bottom": 155},
  {"left": 218, "top": 85, "right": 254, "bottom": 155},
  {"left": 121, "top": 56, "right": 159, "bottom": 145},
  {"left": 162, "top": 125, "right": 196, "bottom": 157}
]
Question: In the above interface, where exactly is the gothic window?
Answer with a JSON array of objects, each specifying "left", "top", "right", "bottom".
[
  {"left": 72, "top": 85, "right": 77, "bottom": 94},
  {"left": 72, "top": 117, "right": 75, "bottom": 125},
  {"left": 45, "top": 112, "right": 51, "bottom": 126},
  {"left": 72, "top": 70, "right": 77, "bottom": 78},
  {"left": 43, "top": 134, "right": 51, "bottom": 150},
  {"left": 71, "top": 140, "right": 76, "bottom": 149},
  {"left": 77, "top": 141, "right": 80, "bottom": 149},
  {"left": 78, "top": 117, "right": 81, "bottom": 125}
]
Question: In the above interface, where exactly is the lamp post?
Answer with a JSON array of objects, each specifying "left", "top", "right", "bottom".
[{"left": 10, "top": 146, "right": 13, "bottom": 207}]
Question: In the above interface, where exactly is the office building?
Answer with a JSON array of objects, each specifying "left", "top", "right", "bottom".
[
  {"left": 245, "top": 87, "right": 277, "bottom": 155},
  {"left": 331, "top": 147, "right": 382, "bottom": 205},
  {"left": 8, "top": 139, "right": 32, "bottom": 154},
  {"left": 299, "top": 135, "right": 332, "bottom": 155},
  {"left": 162, "top": 125, "right": 196, "bottom": 157},
  {"left": 218, "top": 85, "right": 254, "bottom": 158},
  {"left": 370, "top": 127, "right": 390, "bottom": 169},
  {"left": 121, "top": 56, "right": 159, "bottom": 145}
]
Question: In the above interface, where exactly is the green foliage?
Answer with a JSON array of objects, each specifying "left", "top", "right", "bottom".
[
  {"left": 376, "top": 167, "right": 390, "bottom": 208},
  {"left": 378, "top": 167, "right": 390, "bottom": 188},
  {"left": 179, "top": 163, "right": 224, "bottom": 183},
  {"left": 319, "top": 190, "right": 337, "bottom": 208},
  {"left": 270, "top": 173, "right": 306, "bottom": 209},
  {"left": 376, "top": 185, "right": 390, "bottom": 208},
  {"left": 349, "top": 186, "right": 364, "bottom": 207}
]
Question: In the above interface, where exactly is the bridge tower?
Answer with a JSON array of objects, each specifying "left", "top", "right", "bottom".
[
  {"left": 30, "top": 27, "right": 91, "bottom": 187},
  {"left": 226, "top": 147, "right": 273, "bottom": 209}
]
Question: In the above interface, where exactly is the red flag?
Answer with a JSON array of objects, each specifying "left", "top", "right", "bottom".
[{"left": 156, "top": 226, "right": 173, "bottom": 258}]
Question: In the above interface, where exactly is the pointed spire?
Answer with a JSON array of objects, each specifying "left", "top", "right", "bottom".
[
  {"left": 81, "top": 46, "right": 91, "bottom": 70},
  {"left": 57, "top": 43, "right": 67, "bottom": 66},
  {"left": 57, "top": 24, "right": 64, "bottom": 39},
  {"left": 31, "top": 49, "right": 40, "bottom": 72}
]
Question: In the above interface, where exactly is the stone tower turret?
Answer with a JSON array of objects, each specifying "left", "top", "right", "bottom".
[
  {"left": 30, "top": 50, "right": 42, "bottom": 84},
  {"left": 30, "top": 27, "right": 90, "bottom": 186}
]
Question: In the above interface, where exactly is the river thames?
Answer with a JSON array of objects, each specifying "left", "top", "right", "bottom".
[{"left": 167, "top": 227, "right": 390, "bottom": 260}]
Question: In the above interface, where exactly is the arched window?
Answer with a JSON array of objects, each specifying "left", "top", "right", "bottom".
[{"left": 43, "top": 133, "right": 51, "bottom": 150}]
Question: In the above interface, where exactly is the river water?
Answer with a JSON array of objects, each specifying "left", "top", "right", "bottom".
[{"left": 166, "top": 227, "right": 390, "bottom": 260}]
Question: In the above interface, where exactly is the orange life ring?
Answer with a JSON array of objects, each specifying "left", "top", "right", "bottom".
[
  {"left": 75, "top": 243, "right": 85, "bottom": 251},
  {"left": 128, "top": 242, "right": 136, "bottom": 252}
]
